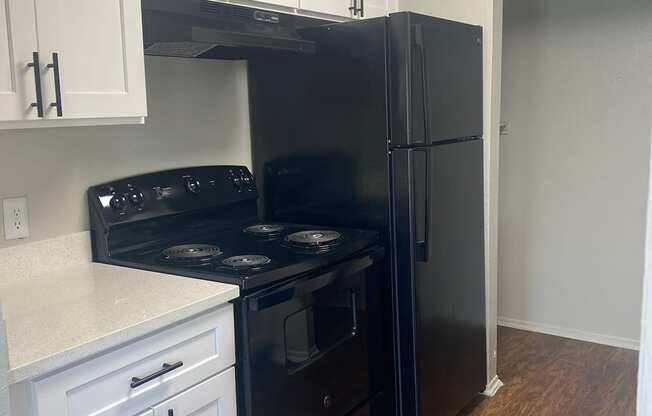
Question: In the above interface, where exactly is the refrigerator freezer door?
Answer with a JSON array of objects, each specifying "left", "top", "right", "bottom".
[
  {"left": 391, "top": 139, "right": 486, "bottom": 416},
  {"left": 389, "top": 13, "right": 483, "bottom": 147}
]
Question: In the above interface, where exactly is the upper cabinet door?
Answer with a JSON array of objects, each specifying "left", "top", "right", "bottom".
[
  {"left": 0, "top": 1, "right": 40, "bottom": 121},
  {"left": 34, "top": 0, "right": 147, "bottom": 120},
  {"left": 360, "top": 0, "right": 388, "bottom": 18},
  {"left": 299, "top": 0, "right": 353, "bottom": 18}
]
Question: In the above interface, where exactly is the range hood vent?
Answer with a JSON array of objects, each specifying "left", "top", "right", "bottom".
[{"left": 142, "top": 0, "right": 325, "bottom": 59}]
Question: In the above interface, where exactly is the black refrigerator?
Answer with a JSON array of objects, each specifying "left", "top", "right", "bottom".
[{"left": 249, "top": 12, "right": 486, "bottom": 416}]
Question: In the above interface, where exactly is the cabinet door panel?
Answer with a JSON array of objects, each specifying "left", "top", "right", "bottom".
[
  {"left": 300, "top": 0, "right": 352, "bottom": 18},
  {"left": 0, "top": 0, "right": 39, "bottom": 121},
  {"left": 252, "top": 0, "right": 299, "bottom": 8},
  {"left": 151, "top": 368, "right": 236, "bottom": 416},
  {"left": 35, "top": 0, "right": 147, "bottom": 119},
  {"left": 361, "top": 0, "right": 388, "bottom": 18}
]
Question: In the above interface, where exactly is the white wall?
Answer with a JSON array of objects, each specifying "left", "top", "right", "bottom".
[
  {"left": 0, "top": 56, "right": 252, "bottom": 249},
  {"left": 499, "top": 0, "right": 652, "bottom": 348},
  {"left": 397, "top": 0, "right": 503, "bottom": 388}
]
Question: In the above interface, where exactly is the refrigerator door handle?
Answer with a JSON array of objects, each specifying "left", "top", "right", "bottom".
[
  {"left": 413, "top": 23, "right": 431, "bottom": 144},
  {"left": 413, "top": 148, "right": 430, "bottom": 262}
]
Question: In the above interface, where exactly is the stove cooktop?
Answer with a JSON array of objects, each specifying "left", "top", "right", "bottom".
[{"left": 108, "top": 223, "right": 379, "bottom": 291}]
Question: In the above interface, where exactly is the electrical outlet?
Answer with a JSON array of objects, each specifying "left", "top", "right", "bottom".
[
  {"left": 499, "top": 121, "right": 510, "bottom": 136},
  {"left": 3, "top": 197, "right": 29, "bottom": 240}
]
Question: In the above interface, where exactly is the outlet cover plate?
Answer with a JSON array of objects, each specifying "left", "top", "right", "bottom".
[{"left": 3, "top": 197, "right": 29, "bottom": 240}]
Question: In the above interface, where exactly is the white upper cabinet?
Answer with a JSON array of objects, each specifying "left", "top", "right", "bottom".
[
  {"left": 360, "top": 0, "right": 389, "bottom": 18},
  {"left": 213, "top": 0, "right": 389, "bottom": 21},
  {"left": 0, "top": 0, "right": 147, "bottom": 129},
  {"left": 35, "top": 0, "right": 147, "bottom": 120},
  {"left": 254, "top": 0, "right": 299, "bottom": 8},
  {"left": 0, "top": 1, "right": 40, "bottom": 122},
  {"left": 299, "top": 0, "right": 354, "bottom": 18}
]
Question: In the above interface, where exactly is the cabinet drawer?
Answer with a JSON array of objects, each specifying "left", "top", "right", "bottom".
[
  {"left": 32, "top": 304, "right": 235, "bottom": 416},
  {"left": 151, "top": 367, "right": 236, "bottom": 416}
]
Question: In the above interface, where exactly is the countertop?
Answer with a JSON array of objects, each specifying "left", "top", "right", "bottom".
[{"left": 0, "top": 262, "right": 239, "bottom": 384}]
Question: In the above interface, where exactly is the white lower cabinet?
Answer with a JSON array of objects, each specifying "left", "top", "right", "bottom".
[
  {"left": 30, "top": 305, "right": 237, "bottom": 416},
  {"left": 151, "top": 368, "right": 236, "bottom": 416}
]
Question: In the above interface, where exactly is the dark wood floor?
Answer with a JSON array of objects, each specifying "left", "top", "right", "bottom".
[{"left": 460, "top": 326, "right": 639, "bottom": 416}]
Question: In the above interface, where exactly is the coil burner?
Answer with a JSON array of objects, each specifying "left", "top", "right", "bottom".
[
  {"left": 221, "top": 255, "right": 272, "bottom": 270},
  {"left": 160, "top": 244, "right": 223, "bottom": 266},
  {"left": 244, "top": 224, "right": 286, "bottom": 239},
  {"left": 284, "top": 230, "right": 342, "bottom": 253}
]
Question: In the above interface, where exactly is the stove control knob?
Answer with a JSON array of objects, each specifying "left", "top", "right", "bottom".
[
  {"left": 185, "top": 177, "right": 201, "bottom": 194},
  {"left": 128, "top": 190, "right": 145, "bottom": 208},
  {"left": 109, "top": 195, "right": 128, "bottom": 211}
]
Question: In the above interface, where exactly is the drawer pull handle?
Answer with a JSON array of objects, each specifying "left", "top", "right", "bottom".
[{"left": 130, "top": 361, "right": 184, "bottom": 389}]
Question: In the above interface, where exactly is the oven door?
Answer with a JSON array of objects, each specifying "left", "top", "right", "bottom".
[{"left": 239, "top": 246, "right": 385, "bottom": 416}]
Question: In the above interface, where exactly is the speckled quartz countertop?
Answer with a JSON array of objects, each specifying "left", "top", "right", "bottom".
[{"left": 0, "top": 261, "right": 239, "bottom": 384}]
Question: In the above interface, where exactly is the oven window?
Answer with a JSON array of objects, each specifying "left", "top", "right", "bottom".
[{"left": 284, "top": 289, "right": 357, "bottom": 374}]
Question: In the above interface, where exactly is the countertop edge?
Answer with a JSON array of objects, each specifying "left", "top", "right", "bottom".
[{"left": 7, "top": 285, "right": 239, "bottom": 385}]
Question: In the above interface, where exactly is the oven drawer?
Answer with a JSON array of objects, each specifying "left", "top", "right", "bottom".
[
  {"left": 32, "top": 304, "right": 235, "bottom": 416},
  {"left": 151, "top": 367, "right": 236, "bottom": 416}
]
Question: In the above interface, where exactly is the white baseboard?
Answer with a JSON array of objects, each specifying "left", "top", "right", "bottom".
[
  {"left": 482, "top": 375, "right": 504, "bottom": 397},
  {"left": 498, "top": 317, "right": 640, "bottom": 351}
]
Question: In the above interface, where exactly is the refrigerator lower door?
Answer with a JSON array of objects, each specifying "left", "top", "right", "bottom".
[{"left": 391, "top": 139, "right": 486, "bottom": 416}]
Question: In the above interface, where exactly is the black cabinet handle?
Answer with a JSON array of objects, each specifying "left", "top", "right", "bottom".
[
  {"left": 349, "top": 0, "right": 357, "bottom": 14},
  {"left": 168, "top": 410, "right": 174, "bottom": 416},
  {"left": 47, "top": 53, "right": 63, "bottom": 117},
  {"left": 26, "top": 52, "right": 44, "bottom": 118},
  {"left": 349, "top": 0, "right": 364, "bottom": 16},
  {"left": 130, "top": 361, "right": 184, "bottom": 389}
]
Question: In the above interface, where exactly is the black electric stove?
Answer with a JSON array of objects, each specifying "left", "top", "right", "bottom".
[
  {"left": 88, "top": 166, "right": 379, "bottom": 291},
  {"left": 88, "top": 166, "right": 386, "bottom": 416}
]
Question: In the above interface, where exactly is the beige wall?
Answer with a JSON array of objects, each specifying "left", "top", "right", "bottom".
[
  {"left": 499, "top": 0, "right": 652, "bottom": 347},
  {"left": 0, "top": 57, "right": 252, "bottom": 249},
  {"left": 397, "top": 0, "right": 503, "bottom": 388}
]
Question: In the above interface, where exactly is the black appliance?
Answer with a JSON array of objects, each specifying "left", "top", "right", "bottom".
[
  {"left": 88, "top": 165, "right": 386, "bottom": 416},
  {"left": 141, "top": 0, "right": 327, "bottom": 59},
  {"left": 249, "top": 12, "right": 486, "bottom": 416}
]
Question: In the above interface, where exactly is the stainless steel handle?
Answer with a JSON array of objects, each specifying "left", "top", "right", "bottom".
[
  {"left": 47, "top": 53, "right": 63, "bottom": 117},
  {"left": 27, "top": 52, "right": 44, "bottom": 117}
]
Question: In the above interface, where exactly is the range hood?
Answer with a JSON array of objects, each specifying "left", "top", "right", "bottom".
[{"left": 142, "top": 0, "right": 325, "bottom": 59}]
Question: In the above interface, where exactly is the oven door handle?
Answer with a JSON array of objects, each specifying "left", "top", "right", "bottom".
[{"left": 248, "top": 245, "right": 385, "bottom": 311}]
